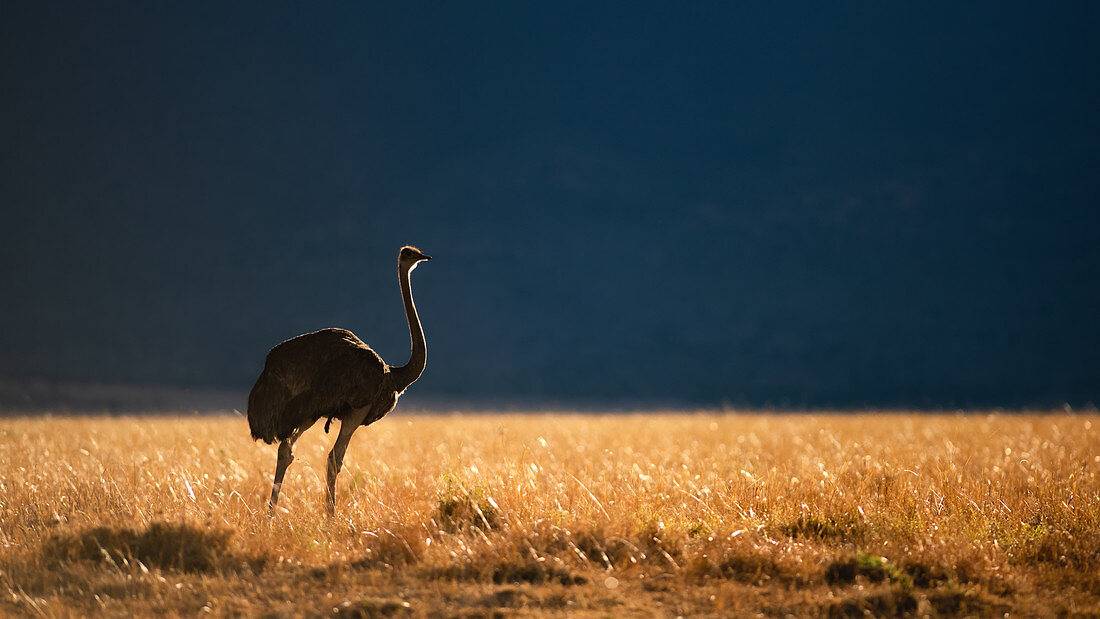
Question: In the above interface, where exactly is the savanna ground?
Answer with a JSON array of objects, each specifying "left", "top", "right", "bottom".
[{"left": 0, "top": 412, "right": 1097, "bottom": 617}]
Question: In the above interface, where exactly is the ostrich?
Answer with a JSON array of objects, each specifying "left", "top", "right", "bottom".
[{"left": 247, "top": 245, "right": 431, "bottom": 514}]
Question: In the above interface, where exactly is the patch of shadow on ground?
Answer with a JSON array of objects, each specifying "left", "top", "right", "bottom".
[
  {"left": 819, "top": 554, "right": 1012, "bottom": 617},
  {"left": 825, "top": 554, "right": 905, "bottom": 586},
  {"left": 41, "top": 521, "right": 263, "bottom": 574},
  {"left": 825, "top": 553, "right": 1009, "bottom": 593},
  {"left": 823, "top": 588, "right": 1010, "bottom": 618},
  {"left": 686, "top": 549, "right": 809, "bottom": 586},
  {"left": 480, "top": 587, "right": 536, "bottom": 609},
  {"left": 479, "top": 586, "right": 584, "bottom": 611},
  {"left": 428, "top": 560, "right": 586, "bottom": 586},
  {"left": 331, "top": 597, "right": 413, "bottom": 618}
]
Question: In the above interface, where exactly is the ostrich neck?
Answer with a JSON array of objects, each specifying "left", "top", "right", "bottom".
[{"left": 391, "top": 264, "right": 426, "bottom": 391}]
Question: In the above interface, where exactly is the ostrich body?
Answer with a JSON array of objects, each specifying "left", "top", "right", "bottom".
[{"left": 247, "top": 245, "right": 431, "bottom": 513}]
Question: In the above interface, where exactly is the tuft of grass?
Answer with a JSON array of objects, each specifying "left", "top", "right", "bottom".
[
  {"left": 779, "top": 514, "right": 866, "bottom": 543},
  {"left": 569, "top": 528, "right": 637, "bottom": 569},
  {"left": 687, "top": 548, "right": 803, "bottom": 585},
  {"left": 433, "top": 475, "right": 500, "bottom": 533},
  {"left": 997, "top": 520, "right": 1100, "bottom": 568}
]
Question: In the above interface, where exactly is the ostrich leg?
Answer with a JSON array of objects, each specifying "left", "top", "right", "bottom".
[
  {"left": 268, "top": 440, "right": 295, "bottom": 511},
  {"left": 267, "top": 422, "right": 312, "bottom": 514},
  {"left": 325, "top": 413, "right": 366, "bottom": 515}
]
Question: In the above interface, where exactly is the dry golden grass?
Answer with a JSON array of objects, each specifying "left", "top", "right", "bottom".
[{"left": 1, "top": 412, "right": 1097, "bottom": 617}]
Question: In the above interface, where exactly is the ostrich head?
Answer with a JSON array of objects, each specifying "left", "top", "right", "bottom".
[{"left": 399, "top": 245, "right": 431, "bottom": 270}]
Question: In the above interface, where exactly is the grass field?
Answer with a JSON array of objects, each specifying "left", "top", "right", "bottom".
[{"left": 0, "top": 412, "right": 1097, "bottom": 617}]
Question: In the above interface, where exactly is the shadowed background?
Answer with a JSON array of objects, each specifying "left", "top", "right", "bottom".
[{"left": 1, "top": 3, "right": 1098, "bottom": 409}]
